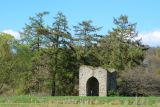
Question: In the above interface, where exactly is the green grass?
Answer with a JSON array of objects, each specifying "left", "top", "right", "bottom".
[{"left": 0, "top": 96, "right": 159, "bottom": 107}]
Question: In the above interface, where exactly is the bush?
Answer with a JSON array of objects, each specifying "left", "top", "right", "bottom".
[
  {"left": 108, "top": 90, "right": 118, "bottom": 96},
  {"left": 119, "top": 66, "right": 160, "bottom": 96}
]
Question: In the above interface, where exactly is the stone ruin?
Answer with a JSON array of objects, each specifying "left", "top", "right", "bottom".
[{"left": 79, "top": 65, "right": 116, "bottom": 96}]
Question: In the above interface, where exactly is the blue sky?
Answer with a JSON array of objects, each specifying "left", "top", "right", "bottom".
[{"left": 1, "top": 0, "right": 160, "bottom": 47}]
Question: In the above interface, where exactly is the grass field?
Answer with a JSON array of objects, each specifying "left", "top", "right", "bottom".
[{"left": 0, "top": 96, "right": 159, "bottom": 107}]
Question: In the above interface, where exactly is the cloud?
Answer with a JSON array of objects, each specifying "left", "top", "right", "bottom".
[
  {"left": 2, "top": 29, "right": 20, "bottom": 39},
  {"left": 138, "top": 30, "right": 160, "bottom": 47}
]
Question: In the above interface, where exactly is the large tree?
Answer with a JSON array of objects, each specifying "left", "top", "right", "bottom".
[
  {"left": 73, "top": 20, "right": 102, "bottom": 66},
  {"left": 20, "top": 12, "right": 50, "bottom": 94},
  {"left": 99, "top": 15, "right": 145, "bottom": 70},
  {"left": 38, "top": 12, "right": 76, "bottom": 96}
]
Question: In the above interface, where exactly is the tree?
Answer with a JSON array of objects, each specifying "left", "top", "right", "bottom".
[
  {"left": 43, "top": 12, "right": 74, "bottom": 96},
  {"left": 20, "top": 12, "right": 50, "bottom": 94},
  {"left": 73, "top": 20, "right": 102, "bottom": 65},
  {"left": 99, "top": 15, "right": 145, "bottom": 70},
  {"left": 20, "top": 11, "right": 49, "bottom": 51},
  {"left": 0, "top": 33, "right": 16, "bottom": 94}
]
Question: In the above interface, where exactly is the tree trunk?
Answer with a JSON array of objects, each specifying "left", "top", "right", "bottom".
[{"left": 51, "top": 81, "right": 55, "bottom": 96}]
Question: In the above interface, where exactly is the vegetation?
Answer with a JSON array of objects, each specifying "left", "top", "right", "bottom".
[
  {"left": 0, "top": 96, "right": 159, "bottom": 107},
  {"left": 120, "top": 66, "right": 160, "bottom": 96},
  {"left": 0, "top": 12, "right": 160, "bottom": 96}
]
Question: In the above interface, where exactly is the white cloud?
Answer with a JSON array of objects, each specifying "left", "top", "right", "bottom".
[
  {"left": 2, "top": 29, "right": 20, "bottom": 39},
  {"left": 138, "top": 30, "right": 160, "bottom": 47}
]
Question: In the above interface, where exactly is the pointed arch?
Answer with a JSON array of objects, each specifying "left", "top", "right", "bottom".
[{"left": 86, "top": 76, "right": 99, "bottom": 96}]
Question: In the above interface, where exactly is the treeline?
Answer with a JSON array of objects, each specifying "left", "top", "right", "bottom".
[{"left": 0, "top": 12, "right": 159, "bottom": 96}]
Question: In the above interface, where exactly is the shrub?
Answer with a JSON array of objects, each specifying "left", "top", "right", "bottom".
[{"left": 119, "top": 66, "right": 160, "bottom": 96}]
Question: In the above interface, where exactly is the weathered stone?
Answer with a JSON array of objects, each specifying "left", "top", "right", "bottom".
[{"left": 79, "top": 65, "right": 116, "bottom": 96}]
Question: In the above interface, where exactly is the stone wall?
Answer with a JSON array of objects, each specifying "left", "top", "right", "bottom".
[{"left": 79, "top": 65, "right": 107, "bottom": 96}]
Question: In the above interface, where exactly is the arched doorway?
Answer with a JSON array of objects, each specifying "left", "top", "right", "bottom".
[{"left": 86, "top": 77, "right": 99, "bottom": 96}]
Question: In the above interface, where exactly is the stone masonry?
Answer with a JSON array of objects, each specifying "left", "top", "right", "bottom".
[{"left": 79, "top": 65, "right": 116, "bottom": 96}]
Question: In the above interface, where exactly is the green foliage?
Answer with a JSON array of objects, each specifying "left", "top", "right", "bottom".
[
  {"left": 73, "top": 20, "right": 101, "bottom": 66},
  {"left": 0, "top": 13, "right": 153, "bottom": 96},
  {"left": 20, "top": 11, "right": 49, "bottom": 51},
  {"left": 51, "top": 48, "right": 79, "bottom": 95},
  {"left": 107, "top": 90, "right": 118, "bottom": 96},
  {"left": 0, "top": 33, "right": 16, "bottom": 94},
  {"left": 99, "top": 15, "right": 145, "bottom": 70},
  {"left": 73, "top": 20, "right": 101, "bottom": 47}
]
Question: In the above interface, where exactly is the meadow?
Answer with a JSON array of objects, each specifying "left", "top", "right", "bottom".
[{"left": 0, "top": 96, "right": 159, "bottom": 107}]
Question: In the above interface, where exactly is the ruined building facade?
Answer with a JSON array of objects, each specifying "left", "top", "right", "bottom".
[{"left": 79, "top": 65, "right": 116, "bottom": 96}]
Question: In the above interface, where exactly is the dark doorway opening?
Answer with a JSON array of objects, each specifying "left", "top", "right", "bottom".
[{"left": 86, "top": 77, "right": 99, "bottom": 96}]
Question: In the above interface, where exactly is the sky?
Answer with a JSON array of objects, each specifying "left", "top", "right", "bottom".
[{"left": 1, "top": 0, "right": 160, "bottom": 47}]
